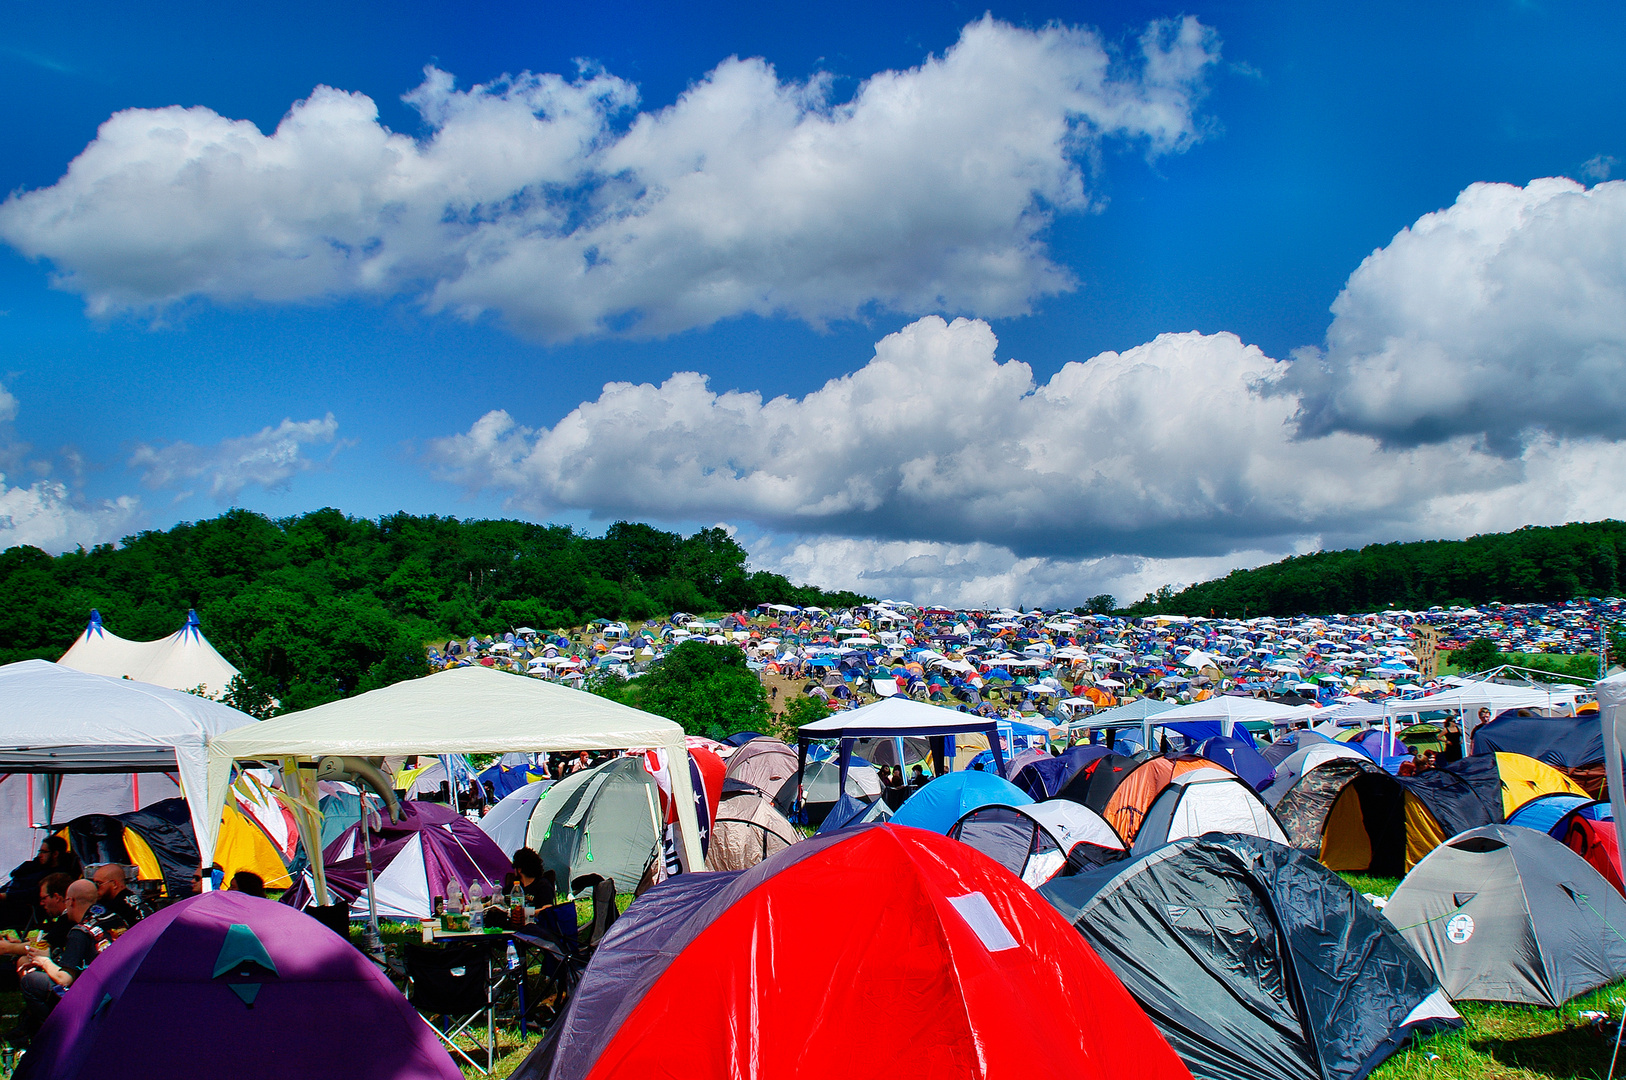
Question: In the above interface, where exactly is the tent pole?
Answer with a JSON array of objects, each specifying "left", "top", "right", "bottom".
[{"left": 359, "top": 791, "right": 382, "bottom": 959}]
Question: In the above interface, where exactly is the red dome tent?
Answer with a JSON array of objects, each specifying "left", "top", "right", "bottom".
[{"left": 515, "top": 824, "right": 1191, "bottom": 1080}]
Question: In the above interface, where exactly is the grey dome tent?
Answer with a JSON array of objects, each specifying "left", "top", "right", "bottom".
[
  {"left": 1041, "top": 833, "right": 1460, "bottom": 1080},
  {"left": 525, "top": 758, "right": 663, "bottom": 895},
  {"left": 705, "top": 779, "right": 800, "bottom": 872},
  {"left": 774, "top": 759, "right": 881, "bottom": 826},
  {"left": 722, "top": 737, "right": 797, "bottom": 795},
  {"left": 1129, "top": 773, "right": 1288, "bottom": 857},
  {"left": 1384, "top": 824, "right": 1626, "bottom": 1006},
  {"left": 948, "top": 801, "right": 1124, "bottom": 887}
]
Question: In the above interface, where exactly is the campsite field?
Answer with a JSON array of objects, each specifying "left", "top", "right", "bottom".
[{"left": 431, "top": 874, "right": 1626, "bottom": 1080}]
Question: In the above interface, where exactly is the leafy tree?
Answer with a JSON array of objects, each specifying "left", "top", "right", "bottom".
[
  {"left": 1452, "top": 637, "right": 1505, "bottom": 674},
  {"left": 781, "top": 693, "right": 830, "bottom": 729},
  {"left": 1125, "top": 520, "right": 1626, "bottom": 616},
  {"left": 219, "top": 673, "right": 280, "bottom": 719},
  {"left": 1084, "top": 594, "right": 1117, "bottom": 615},
  {"left": 630, "top": 641, "right": 771, "bottom": 741},
  {"left": 0, "top": 508, "right": 868, "bottom": 711}
]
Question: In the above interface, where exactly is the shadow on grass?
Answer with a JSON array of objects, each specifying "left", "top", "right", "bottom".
[{"left": 1474, "top": 1025, "right": 1618, "bottom": 1079}]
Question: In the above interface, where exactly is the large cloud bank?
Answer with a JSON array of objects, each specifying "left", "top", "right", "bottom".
[
  {"left": 0, "top": 17, "right": 1218, "bottom": 341},
  {"left": 434, "top": 177, "right": 1626, "bottom": 604},
  {"left": 1285, "top": 177, "right": 1626, "bottom": 449}
]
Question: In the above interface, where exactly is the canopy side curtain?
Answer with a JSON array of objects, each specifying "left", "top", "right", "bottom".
[{"left": 797, "top": 718, "right": 1007, "bottom": 796}]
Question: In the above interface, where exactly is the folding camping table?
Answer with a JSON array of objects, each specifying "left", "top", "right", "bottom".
[{"left": 418, "top": 926, "right": 524, "bottom": 1074}]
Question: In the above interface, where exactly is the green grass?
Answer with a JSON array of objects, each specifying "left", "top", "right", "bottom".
[{"left": 1343, "top": 874, "right": 1626, "bottom": 1080}]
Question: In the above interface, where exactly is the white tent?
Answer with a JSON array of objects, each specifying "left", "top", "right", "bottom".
[
  {"left": 1383, "top": 679, "right": 1567, "bottom": 748},
  {"left": 1146, "top": 696, "right": 1309, "bottom": 738},
  {"left": 58, "top": 610, "right": 241, "bottom": 699},
  {"left": 477, "top": 779, "right": 555, "bottom": 855},
  {"left": 203, "top": 666, "right": 705, "bottom": 904},
  {"left": 0, "top": 660, "right": 256, "bottom": 864},
  {"left": 797, "top": 696, "right": 1007, "bottom": 783}
]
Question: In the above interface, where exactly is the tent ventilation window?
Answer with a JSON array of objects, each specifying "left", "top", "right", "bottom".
[{"left": 1451, "top": 837, "right": 1508, "bottom": 853}]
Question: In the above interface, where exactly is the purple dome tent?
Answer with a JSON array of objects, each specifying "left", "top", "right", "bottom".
[
  {"left": 285, "top": 801, "right": 512, "bottom": 920},
  {"left": 18, "top": 890, "right": 460, "bottom": 1080}
]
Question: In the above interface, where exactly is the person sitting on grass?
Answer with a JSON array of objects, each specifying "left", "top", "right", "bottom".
[{"left": 13, "top": 880, "right": 124, "bottom": 1044}]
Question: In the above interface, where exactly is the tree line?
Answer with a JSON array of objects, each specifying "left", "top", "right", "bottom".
[
  {"left": 1124, "top": 520, "right": 1626, "bottom": 617},
  {"left": 0, "top": 509, "right": 870, "bottom": 712}
]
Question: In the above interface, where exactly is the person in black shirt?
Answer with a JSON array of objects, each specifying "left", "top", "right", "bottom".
[
  {"left": 508, "top": 848, "right": 555, "bottom": 909},
  {"left": 15, "top": 880, "right": 123, "bottom": 1042},
  {"left": 92, "top": 864, "right": 151, "bottom": 927},
  {"left": 1440, "top": 717, "right": 1463, "bottom": 763},
  {"left": 0, "top": 838, "right": 74, "bottom": 932}
]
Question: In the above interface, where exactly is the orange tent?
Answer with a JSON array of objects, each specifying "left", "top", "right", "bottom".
[{"left": 1102, "top": 756, "right": 1233, "bottom": 843}]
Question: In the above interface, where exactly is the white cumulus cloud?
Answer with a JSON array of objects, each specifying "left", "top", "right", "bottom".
[
  {"left": 429, "top": 312, "right": 1626, "bottom": 566},
  {"left": 129, "top": 414, "right": 342, "bottom": 501},
  {"left": 0, "top": 477, "right": 140, "bottom": 554},
  {"left": 742, "top": 532, "right": 1290, "bottom": 610},
  {"left": 1283, "top": 177, "right": 1626, "bottom": 450},
  {"left": 0, "top": 16, "right": 1219, "bottom": 341},
  {"left": 0, "top": 380, "right": 142, "bottom": 553}
]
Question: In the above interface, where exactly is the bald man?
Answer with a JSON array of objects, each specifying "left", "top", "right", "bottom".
[
  {"left": 92, "top": 863, "right": 150, "bottom": 926},
  {"left": 15, "top": 879, "right": 125, "bottom": 1042}
]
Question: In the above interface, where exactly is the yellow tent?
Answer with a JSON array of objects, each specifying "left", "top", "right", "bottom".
[
  {"left": 213, "top": 804, "right": 293, "bottom": 889},
  {"left": 1495, "top": 752, "right": 1586, "bottom": 818}
]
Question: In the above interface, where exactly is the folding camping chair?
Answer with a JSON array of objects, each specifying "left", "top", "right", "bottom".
[
  {"left": 405, "top": 941, "right": 497, "bottom": 1073},
  {"left": 510, "top": 876, "right": 618, "bottom": 1030},
  {"left": 571, "top": 875, "right": 619, "bottom": 948}
]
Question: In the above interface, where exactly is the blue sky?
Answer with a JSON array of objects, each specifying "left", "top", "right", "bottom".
[{"left": 3, "top": 1, "right": 1625, "bottom": 606}]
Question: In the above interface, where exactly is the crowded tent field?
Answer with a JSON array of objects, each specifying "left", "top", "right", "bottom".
[{"left": 1, "top": 602, "right": 1625, "bottom": 1079}]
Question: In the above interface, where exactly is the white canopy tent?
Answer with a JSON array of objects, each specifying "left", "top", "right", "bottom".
[
  {"left": 0, "top": 660, "right": 257, "bottom": 864},
  {"left": 1382, "top": 679, "right": 1573, "bottom": 749},
  {"left": 1597, "top": 673, "right": 1626, "bottom": 883},
  {"left": 797, "top": 696, "right": 1006, "bottom": 788},
  {"left": 1146, "top": 696, "right": 1310, "bottom": 739},
  {"left": 58, "top": 609, "right": 241, "bottom": 699},
  {"left": 203, "top": 666, "right": 704, "bottom": 904}
]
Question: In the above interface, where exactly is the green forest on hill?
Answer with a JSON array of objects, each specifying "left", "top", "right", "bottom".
[
  {"left": 1126, "top": 520, "right": 1626, "bottom": 617},
  {"left": 0, "top": 509, "right": 870, "bottom": 711}
]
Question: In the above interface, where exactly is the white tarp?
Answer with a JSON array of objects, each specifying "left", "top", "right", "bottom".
[
  {"left": 1598, "top": 672, "right": 1626, "bottom": 882},
  {"left": 58, "top": 610, "right": 241, "bottom": 699},
  {"left": 0, "top": 660, "right": 256, "bottom": 858},
  {"left": 203, "top": 665, "right": 703, "bottom": 882}
]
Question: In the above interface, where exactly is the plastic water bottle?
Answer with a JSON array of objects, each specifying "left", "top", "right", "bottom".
[
  {"left": 468, "top": 881, "right": 484, "bottom": 930},
  {"left": 446, "top": 880, "right": 463, "bottom": 916},
  {"left": 506, "top": 941, "right": 520, "bottom": 971},
  {"left": 509, "top": 882, "right": 527, "bottom": 927}
]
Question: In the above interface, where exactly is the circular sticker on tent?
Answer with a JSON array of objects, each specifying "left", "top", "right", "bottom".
[{"left": 1446, "top": 913, "right": 1474, "bottom": 944}]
